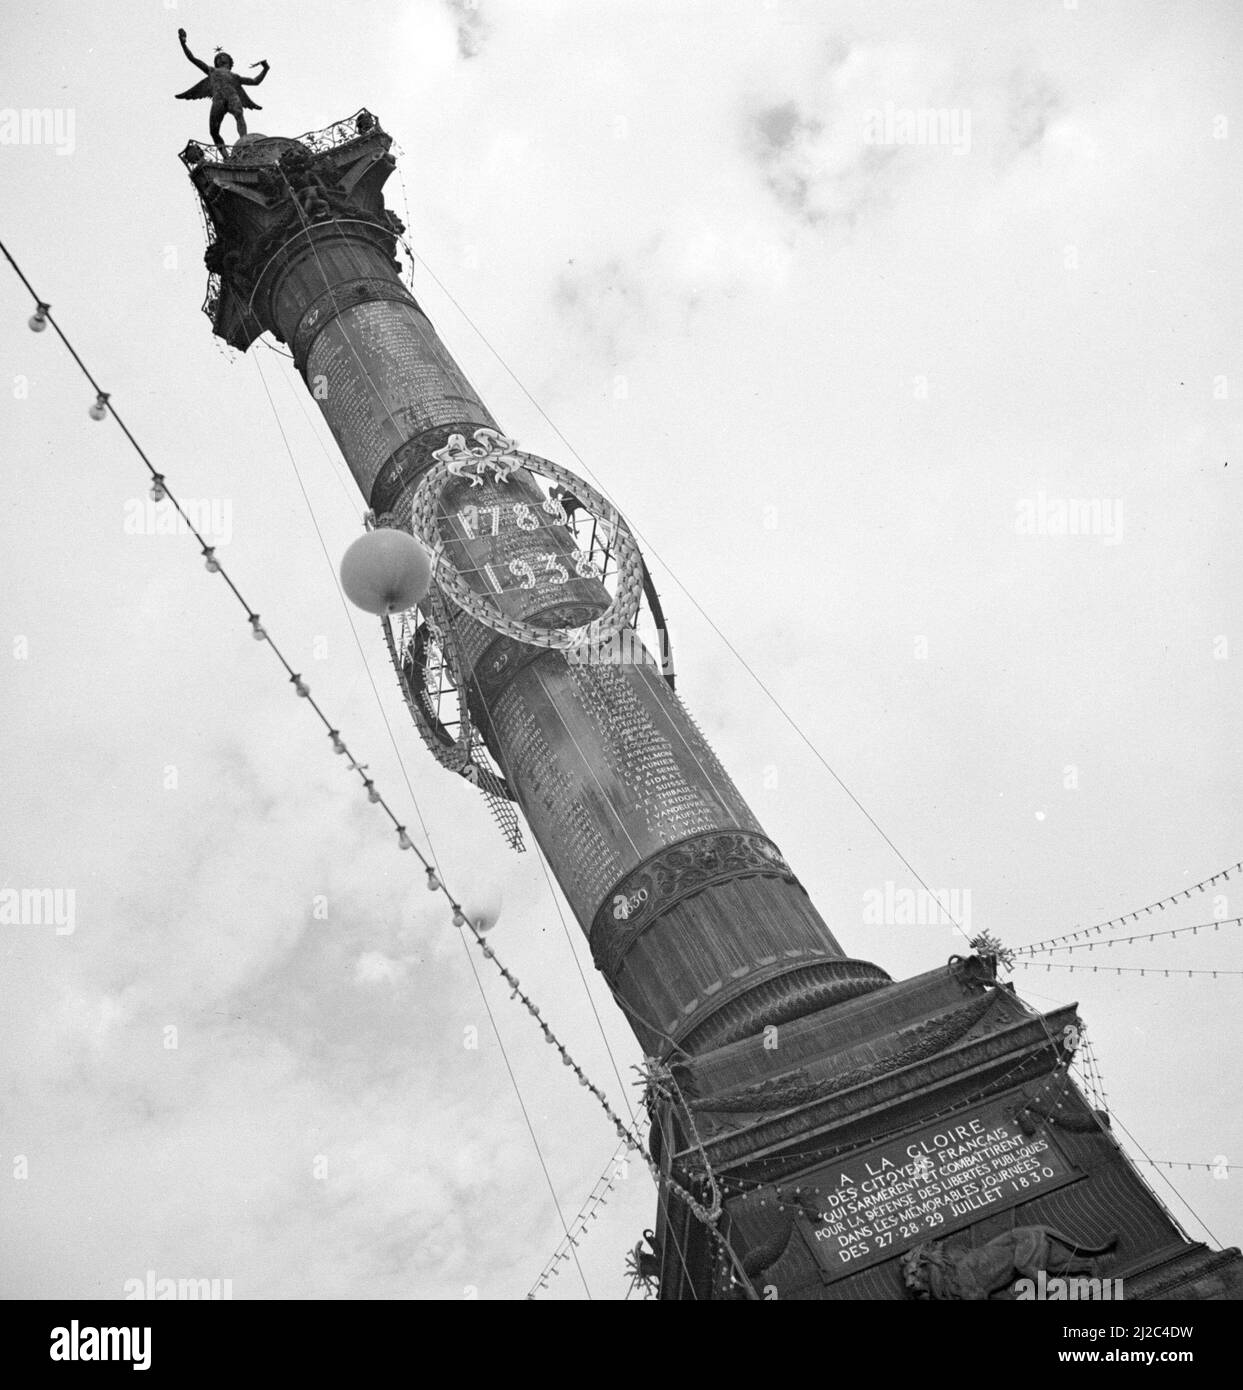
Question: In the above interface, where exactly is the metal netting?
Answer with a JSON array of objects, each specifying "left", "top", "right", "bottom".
[{"left": 178, "top": 108, "right": 382, "bottom": 169}]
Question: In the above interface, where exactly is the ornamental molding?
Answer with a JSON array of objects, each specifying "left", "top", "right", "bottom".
[
  {"left": 589, "top": 830, "right": 797, "bottom": 979},
  {"left": 695, "top": 990, "right": 1003, "bottom": 1116},
  {"left": 367, "top": 423, "right": 499, "bottom": 522}
]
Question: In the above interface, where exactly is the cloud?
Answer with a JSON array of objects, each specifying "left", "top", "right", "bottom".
[
  {"left": 748, "top": 94, "right": 901, "bottom": 227},
  {"left": 3, "top": 0, "right": 1240, "bottom": 1302},
  {"left": 445, "top": 0, "right": 489, "bottom": 60},
  {"left": 1003, "top": 66, "right": 1063, "bottom": 157}
]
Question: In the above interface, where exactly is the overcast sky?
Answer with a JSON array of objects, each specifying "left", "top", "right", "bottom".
[{"left": 1, "top": 0, "right": 1240, "bottom": 1300}]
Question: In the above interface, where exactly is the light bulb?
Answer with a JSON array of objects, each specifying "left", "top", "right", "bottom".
[
  {"left": 203, "top": 550, "right": 220, "bottom": 573},
  {"left": 28, "top": 309, "right": 48, "bottom": 333},
  {"left": 150, "top": 477, "right": 166, "bottom": 503},
  {"left": 425, "top": 870, "right": 441, "bottom": 892},
  {"left": 250, "top": 619, "right": 266, "bottom": 641},
  {"left": 89, "top": 399, "right": 107, "bottom": 422}
]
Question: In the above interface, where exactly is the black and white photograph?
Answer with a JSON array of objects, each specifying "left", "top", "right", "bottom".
[{"left": 1, "top": 0, "right": 1239, "bottom": 1350}]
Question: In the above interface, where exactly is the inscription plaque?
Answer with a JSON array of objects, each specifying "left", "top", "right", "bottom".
[{"left": 765, "top": 1093, "right": 1081, "bottom": 1284}]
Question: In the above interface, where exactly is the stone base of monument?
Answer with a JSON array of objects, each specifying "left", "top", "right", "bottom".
[{"left": 650, "top": 954, "right": 1243, "bottom": 1300}]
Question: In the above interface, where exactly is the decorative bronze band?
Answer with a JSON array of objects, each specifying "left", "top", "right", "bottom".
[
  {"left": 467, "top": 604, "right": 603, "bottom": 703},
  {"left": 368, "top": 425, "right": 489, "bottom": 523},
  {"left": 292, "top": 275, "right": 418, "bottom": 369},
  {"left": 676, "top": 959, "right": 893, "bottom": 1057},
  {"left": 590, "top": 830, "right": 797, "bottom": 979}
]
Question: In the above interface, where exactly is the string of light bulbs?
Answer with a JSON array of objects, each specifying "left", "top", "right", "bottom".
[
  {"left": 248, "top": 174, "right": 761, "bottom": 1291},
  {"left": 250, "top": 347, "right": 603, "bottom": 1297},
  {"left": 14, "top": 142, "right": 1233, "bottom": 1284},
  {"left": 1025, "top": 916, "right": 1242, "bottom": 955},
  {"left": 0, "top": 241, "right": 667, "bottom": 1196},
  {"left": 6, "top": 234, "right": 766, "bottom": 1294},
  {"left": 1015, "top": 861, "right": 1242, "bottom": 957},
  {"left": 251, "top": 170, "right": 795, "bottom": 1292},
  {"left": 520, "top": 842, "right": 708, "bottom": 1294},
  {"left": 1135, "top": 1160, "right": 1237, "bottom": 1174},
  {"left": 377, "top": 166, "right": 1243, "bottom": 1276},
  {"left": 1074, "top": 1022, "right": 1111, "bottom": 1118},
  {"left": 395, "top": 194, "right": 1241, "bottom": 1032},
  {"left": 525, "top": 1132, "right": 644, "bottom": 1299},
  {"left": 1015, "top": 989, "right": 1212, "bottom": 1248},
  {"left": 384, "top": 187, "right": 977, "bottom": 948},
  {"left": 401, "top": 196, "right": 1243, "bottom": 1010},
  {"left": 1016, "top": 961, "right": 1241, "bottom": 978}
]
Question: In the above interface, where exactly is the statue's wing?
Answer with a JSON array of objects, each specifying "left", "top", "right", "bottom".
[
  {"left": 175, "top": 79, "right": 212, "bottom": 101},
  {"left": 239, "top": 90, "right": 263, "bottom": 111}
]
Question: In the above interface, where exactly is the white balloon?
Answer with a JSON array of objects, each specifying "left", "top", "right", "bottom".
[
  {"left": 462, "top": 883, "right": 503, "bottom": 934},
  {"left": 339, "top": 530, "right": 432, "bottom": 615}
]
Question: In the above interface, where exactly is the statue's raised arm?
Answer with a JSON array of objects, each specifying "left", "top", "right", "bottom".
[{"left": 177, "top": 28, "right": 211, "bottom": 74}]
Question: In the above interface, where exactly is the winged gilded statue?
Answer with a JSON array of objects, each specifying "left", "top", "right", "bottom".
[{"left": 174, "top": 28, "right": 270, "bottom": 151}]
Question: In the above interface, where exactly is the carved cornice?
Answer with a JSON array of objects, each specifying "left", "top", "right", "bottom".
[
  {"left": 589, "top": 831, "right": 797, "bottom": 979},
  {"left": 190, "top": 131, "right": 404, "bottom": 351},
  {"left": 695, "top": 991, "right": 1003, "bottom": 1115},
  {"left": 696, "top": 1005, "right": 1077, "bottom": 1164}
]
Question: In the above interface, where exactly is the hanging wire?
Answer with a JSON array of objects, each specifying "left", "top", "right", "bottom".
[
  {"left": 526, "top": 1131, "right": 644, "bottom": 1299},
  {"left": 387, "top": 189, "right": 1242, "bottom": 993},
  {"left": 0, "top": 237, "right": 687, "bottom": 1280},
  {"left": 455, "top": 907, "right": 594, "bottom": 1298},
  {"left": 241, "top": 182, "right": 753, "bottom": 1281},
  {"left": 249, "top": 206, "right": 1243, "bottom": 1270},
  {"left": 243, "top": 179, "right": 787, "bottom": 1288},
  {"left": 368, "top": 219, "right": 975, "bottom": 943},
  {"left": 1009, "top": 983, "right": 1216, "bottom": 1247},
  {"left": 12, "top": 138, "right": 1236, "bottom": 1291}
]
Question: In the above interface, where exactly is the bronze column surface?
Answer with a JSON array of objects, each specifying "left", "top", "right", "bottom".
[{"left": 184, "top": 116, "right": 887, "bottom": 1057}]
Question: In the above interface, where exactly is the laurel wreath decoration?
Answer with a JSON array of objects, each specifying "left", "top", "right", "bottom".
[{"left": 409, "top": 430, "right": 644, "bottom": 651}]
